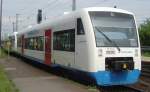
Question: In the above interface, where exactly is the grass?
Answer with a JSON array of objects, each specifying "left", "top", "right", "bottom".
[
  {"left": 0, "top": 48, "right": 7, "bottom": 58},
  {"left": 142, "top": 51, "right": 150, "bottom": 57},
  {"left": 0, "top": 48, "right": 19, "bottom": 92},
  {"left": 87, "top": 85, "right": 99, "bottom": 92},
  {"left": 0, "top": 66, "right": 19, "bottom": 92}
]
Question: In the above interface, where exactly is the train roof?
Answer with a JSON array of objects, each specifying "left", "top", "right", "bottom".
[
  {"left": 83, "top": 7, "right": 133, "bottom": 15},
  {"left": 17, "top": 7, "right": 134, "bottom": 35}
]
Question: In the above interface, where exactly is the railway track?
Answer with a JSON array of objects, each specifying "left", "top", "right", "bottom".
[
  {"left": 98, "top": 86, "right": 145, "bottom": 92},
  {"left": 127, "top": 83, "right": 149, "bottom": 92},
  {"left": 141, "top": 61, "right": 150, "bottom": 77}
]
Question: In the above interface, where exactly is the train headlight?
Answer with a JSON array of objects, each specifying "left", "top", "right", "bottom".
[
  {"left": 98, "top": 49, "right": 103, "bottom": 56},
  {"left": 135, "top": 49, "right": 138, "bottom": 57}
]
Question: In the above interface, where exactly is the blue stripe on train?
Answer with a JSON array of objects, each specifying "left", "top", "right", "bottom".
[{"left": 89, "top": 69, "right": 140, "bottom": 86}]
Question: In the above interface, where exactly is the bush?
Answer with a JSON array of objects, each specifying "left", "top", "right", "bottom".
[{"left": 139, "top": 19, "right": 150, "bottom": 46}]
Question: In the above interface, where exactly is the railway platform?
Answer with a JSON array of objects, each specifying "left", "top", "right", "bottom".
[{"left": 0, "top": 56, "right": 97, "bottom": 92}]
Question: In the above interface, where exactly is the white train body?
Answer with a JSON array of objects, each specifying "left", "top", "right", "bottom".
[{"left": 5, "top": 7, "right": 141, "bottom": 86}]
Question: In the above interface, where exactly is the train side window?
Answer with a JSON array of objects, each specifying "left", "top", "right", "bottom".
[
  {"left": 70, "top": 30, "right": 75, "bottom": 51},
  {"left": 18, "top": 37, "right": 22, "bottom": 47},
  {"left": 53, "top": 29, "right": 75, "bottom": 52},
  {"left": 37, "top": 36, "right": 44, "bottom": 51},
  {"left": 77, "top": 18, "right": 85, "bottom": 35},
  {"left": 26, "top": 38, "right": 30, "bottom": 49},
  {"left": 25, "top": 38, "right": 27, "bottom": 49},
  {"left": 24, "top": 36, "right": 44, "bottom": 51},
  {"left": 30, "top": 38, "right": 34, "bottom": 49}
]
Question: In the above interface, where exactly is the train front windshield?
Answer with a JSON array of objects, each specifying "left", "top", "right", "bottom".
[{"left": 89, "top": 12, "right": 138, "bottom": 47}]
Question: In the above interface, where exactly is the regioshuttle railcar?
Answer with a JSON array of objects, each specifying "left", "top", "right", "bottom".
[{"left": 4, "top": 7, "right": 141, "bottom": 86}]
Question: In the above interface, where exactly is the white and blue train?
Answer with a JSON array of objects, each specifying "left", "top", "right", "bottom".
[{"left": 3, "top": 7, "right": 141, "bottom": 86}]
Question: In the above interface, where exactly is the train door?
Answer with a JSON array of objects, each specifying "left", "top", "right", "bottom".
[
  {"left": 44, "top": 29, "right": 52, "bottom": 65},
  {"left": 75, "top": 18, "right": 87, "bottom": 69},
  {"left": 21, "top": 35, "right": 24, "bottom": 54}
]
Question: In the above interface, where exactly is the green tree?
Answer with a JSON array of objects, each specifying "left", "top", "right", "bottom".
[{"left": 139, "top": 19, "right": 150, "bottom": 46}]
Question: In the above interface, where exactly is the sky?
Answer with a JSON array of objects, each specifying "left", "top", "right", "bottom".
[{"left": 2, "top": 0, "right": 150, "bottom": 35}]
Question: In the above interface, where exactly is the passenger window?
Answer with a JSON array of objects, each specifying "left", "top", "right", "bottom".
[
  {"left": 53, "top": 29, "right": 75, "bottom": 52},
  {"left": 24, "top": 36, "right": 44, "bottom": 51},
  {"left": 77, "top": 18, "right": 85, "bottom": 35}
]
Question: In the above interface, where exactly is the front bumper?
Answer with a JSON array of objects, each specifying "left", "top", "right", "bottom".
[{"left": 90, "top": 69, "right": 140, "bottom": 86}]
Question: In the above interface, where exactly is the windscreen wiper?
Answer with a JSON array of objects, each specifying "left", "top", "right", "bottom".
[{"left": 95, "top": 27, "right": 120, "bottom": 52}]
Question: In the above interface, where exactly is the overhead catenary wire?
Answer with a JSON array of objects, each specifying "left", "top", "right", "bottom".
[
  {"left": 41, "top": 0, "right": 60, "bottom": 10},
  {"left": 17, "top": 0, "right": 92, "bottom": 30},
  {"left": 16, "top": 0, "right": 60, "bottom": 23},
  {"left": 13, "top": 0, "right": 61, "bottom": 29},
  {"left": 7, "top": 0, "right": 112, "bottom": 31},
  {"left": 20, "top": 0, "right": 71, "bottom": 24},
  {"left": 19, "top": 0, "right": 56, "bottom": 16},
  {"left": 11, "top": 0, "right": 69, "bottom": 24},
  {"left": 42, "top": 0, "right": 72, "bottom": 17},
  {"left": 4, "top": 0, "right": 109, "bottom": 25}
]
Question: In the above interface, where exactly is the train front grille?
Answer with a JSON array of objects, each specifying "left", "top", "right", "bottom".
[{"left": 105, "top": 57, "right": 134, "bottom": 71}]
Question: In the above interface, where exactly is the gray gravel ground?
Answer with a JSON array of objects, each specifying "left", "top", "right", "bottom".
[{"left": 0, "top": 56, "right": 99, "bottom": 92}]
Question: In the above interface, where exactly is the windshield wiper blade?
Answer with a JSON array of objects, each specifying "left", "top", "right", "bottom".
[{"left": 95, "top": 27, "right": 120, "bottom": 52}]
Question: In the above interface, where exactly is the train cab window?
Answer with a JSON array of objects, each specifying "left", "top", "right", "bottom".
[{"left": 77, "top": 18, "right": 85, "bottom": 35}]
